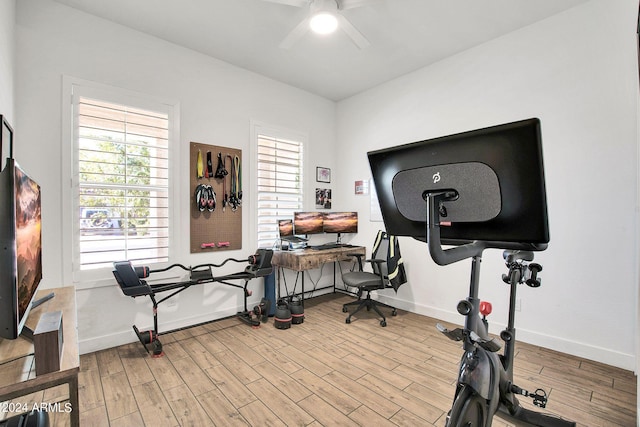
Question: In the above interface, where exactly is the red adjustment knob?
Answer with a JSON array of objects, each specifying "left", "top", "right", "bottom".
[{"left": 479, "top": 301, "right": 492, "bottom": 317}]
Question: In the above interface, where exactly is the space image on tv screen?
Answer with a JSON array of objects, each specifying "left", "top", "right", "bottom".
[{"left": 15, "top": 165, "right": 42, "bottom": 318}]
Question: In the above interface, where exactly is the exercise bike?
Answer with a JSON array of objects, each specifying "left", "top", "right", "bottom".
[{"left": 425, "top": 191, "right": 575, "bottom": 427}]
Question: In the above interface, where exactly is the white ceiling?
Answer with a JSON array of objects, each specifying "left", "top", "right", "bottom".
[{"left": 52, "top": 0, "right": 590, "bottom": 101}]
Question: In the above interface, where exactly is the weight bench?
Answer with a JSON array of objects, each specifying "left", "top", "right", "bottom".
[{"left": 112, "top": 249, "right": 273, "bottom": 357}]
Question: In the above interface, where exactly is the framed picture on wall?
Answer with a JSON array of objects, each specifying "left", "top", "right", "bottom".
[
  {"left": 315, "top": 188, "right": 332, "bottom": 209},
  {"left": 316, "top": 166, "right": 331, "bottom": 183}
]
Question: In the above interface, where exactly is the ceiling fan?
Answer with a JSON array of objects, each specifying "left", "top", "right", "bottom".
[{"left": 260, "top": 0, "right": 375, "bottom": 49}]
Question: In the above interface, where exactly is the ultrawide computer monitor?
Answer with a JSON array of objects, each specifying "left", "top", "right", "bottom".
[{"left": 323, "top": 212, "right": 358, "bottom": 234}]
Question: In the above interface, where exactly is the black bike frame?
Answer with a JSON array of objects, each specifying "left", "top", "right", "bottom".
[{"left": 425, "top": 192, "right": 575, "bottom": 427}]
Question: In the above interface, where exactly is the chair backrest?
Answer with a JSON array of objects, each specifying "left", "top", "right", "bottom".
[{"left": 371, "top": 231, "right": 390, "bottom": 279}]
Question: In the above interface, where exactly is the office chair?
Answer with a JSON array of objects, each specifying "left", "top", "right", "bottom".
[{"left": 342, "top": 231, "right": 407, "bottom": 326}]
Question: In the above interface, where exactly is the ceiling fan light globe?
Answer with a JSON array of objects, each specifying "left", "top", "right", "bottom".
[{"left": 309, "top": 12, "right": 338, "bottom": 34}]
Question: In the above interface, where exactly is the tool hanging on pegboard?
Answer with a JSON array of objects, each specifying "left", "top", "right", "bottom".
[
  {"left": 215, "top": 152, "right": 229, "bottom": 211},
  {"left": 215, "top": 152, "right": 227, "bottom": 178},
  {"left": 205, "top": 151, "right": 213, "bottom": 178},
  {"left": 196, "top": 149, "right": 204, "bottom": 178},
  {"left": 226, "top": 154, "right": 234, "bottom": 211},
  {"left": 235, "top": 155, "right": 242, "bottom": 208},
  {"left": 229, "top": 155, "right": 242, "bottom": 211}
]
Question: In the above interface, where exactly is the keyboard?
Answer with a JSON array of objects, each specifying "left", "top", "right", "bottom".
[{"left": 309, "top": 243, "right": 343, "bottom": 250}]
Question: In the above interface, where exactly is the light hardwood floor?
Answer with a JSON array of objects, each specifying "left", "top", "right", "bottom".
[{"left": 22, "top": 293, "right": 640, "bottom": 426}]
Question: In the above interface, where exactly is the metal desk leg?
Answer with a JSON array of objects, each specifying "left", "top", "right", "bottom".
[{"left": 276, "top": 267, "right": 281, "bottom": 300}]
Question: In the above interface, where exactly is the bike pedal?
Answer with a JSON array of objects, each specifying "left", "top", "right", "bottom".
[
  {"left": 512, "top": 383, "right": 548, "bottom": 408},
  {"left": 532, "top": 388, "right": 548, "bottom": 408},
  {"left": 436, "top": 323, "right": 464, "bottom": 341}
]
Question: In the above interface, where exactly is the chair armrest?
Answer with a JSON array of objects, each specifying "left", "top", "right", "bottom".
[{"left": 347, "top": 253, "right": 365, "bottom": 271}]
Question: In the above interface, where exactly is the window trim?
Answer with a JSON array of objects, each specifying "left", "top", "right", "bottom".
[
  {"left": 250, "top": 121, "right": 308, "bottom": 250},
  {"left": 62, "top": 76, "right": 181, "bottom": 289}
]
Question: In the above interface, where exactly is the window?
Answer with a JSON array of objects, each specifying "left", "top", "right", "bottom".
[
  {"left": 256, "top": 134, "right": 304, "bottom": 248},
  {"left": 71, "top": 88, "right": 174, "bottom": 272}
]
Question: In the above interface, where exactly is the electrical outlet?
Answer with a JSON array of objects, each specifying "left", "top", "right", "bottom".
[{"left": 515, "top": 298, "right": 521, "bottom": 312}]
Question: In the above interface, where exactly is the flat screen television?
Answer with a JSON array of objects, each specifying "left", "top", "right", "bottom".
[
  {"left": 293, "top": 211, "right": 324, "bottom": 235},
  {"left": 323, "top": 212, "right": 358, "bottom": 234},
  {"left": 0, "top": 158, "right": 43, "bottom": 339},
  {"left": 368, "top": 118, "right": 549, "bottom": 250}
]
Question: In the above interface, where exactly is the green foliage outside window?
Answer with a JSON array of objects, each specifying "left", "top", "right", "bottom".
[{"left": 79, "top": 139, "right": 154, "bottom": 235}]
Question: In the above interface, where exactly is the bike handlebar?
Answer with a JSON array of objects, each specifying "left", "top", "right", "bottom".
[
  {"left": 425, "top": 192, "right": 487, "bottom": 265},
  {"left": 423, "top": 192, "right": 547, "bottom": 266}
]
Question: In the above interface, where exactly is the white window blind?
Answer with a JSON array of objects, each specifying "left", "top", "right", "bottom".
[
  {"left": 75, "top": 96, "right": 170, "bottom": 270},
  {"left": 257, "top": 134, "right": 303, "bottom": 248}
]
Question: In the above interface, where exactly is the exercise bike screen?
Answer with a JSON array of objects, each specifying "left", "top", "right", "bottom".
[{"left": 368, "top": 118, "right": 549, "bottom": 248}]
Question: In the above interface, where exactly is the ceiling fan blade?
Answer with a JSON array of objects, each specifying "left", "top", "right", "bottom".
[
  {"left": 279, "top": 17, "right": 311, "bottom": 49},
  {"left": 338, "top": 0, "right": 378, "bottom": 10},
  {"left": 261, "top": 0, "right": 309, "bottom": 7},
  {"left": 337, "top": 14, "right": 370, "bottom": 49}
]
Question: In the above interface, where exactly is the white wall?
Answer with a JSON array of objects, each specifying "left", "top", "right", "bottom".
[
  {"left": 0, "top": 0, "right": 15, "bottom": 121},
  {"left": 15, "top": 0, "right": 337, "bottom": 353},
  {"left": 336, "top": 0, "right": 639, "bottom": 370},
  {"left": 12, "top": 0, "right": 639, "bottom": 371}
]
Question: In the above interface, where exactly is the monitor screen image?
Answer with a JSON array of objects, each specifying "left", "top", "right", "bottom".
[
  {"left": 15, "top": 164, "right": 43, "bottom": 320},
  {"left": 323, "top": 212, "right": 358, "bottom": 234},
  {"left": 368, "top": 118, "right": 549, "bottom": 249},
  {"left": 0, "top": 158, "right": 43, "bottom": 339},
  {"left": 293, "top": 212, "right": 324, "bottom": 235},
  {"left": 278, "top": 219, "right": 293, "bottom": 237}
]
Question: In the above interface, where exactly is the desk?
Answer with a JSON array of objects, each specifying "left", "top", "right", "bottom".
[
  {"left": 0, "top": 287, "right": 79, "bottom": 426},
  {"left": 271, "top": 246, "right": 366, "bottom": 302}
]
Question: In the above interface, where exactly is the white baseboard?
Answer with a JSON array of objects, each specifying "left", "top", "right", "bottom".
[
  {"left": 81, "top": 290, "right": 635, "bottom": 372},
  {"left": 376, "top": 294, "right": 636, "bottom": 372},
  {"left": 79, "top": 305, "right": 240, "bottom": 355}
]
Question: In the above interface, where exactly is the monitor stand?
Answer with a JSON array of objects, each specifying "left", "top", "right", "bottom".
[{"left": 336, "top": 233, "right": 342, "bottom": 244}]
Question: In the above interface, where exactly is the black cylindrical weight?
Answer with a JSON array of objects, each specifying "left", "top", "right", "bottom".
[
  {"left": 288, "top": 296, "right": 304, "bottom": 324},
  {"left": 274, "top": 299, "right": 292, "bottom": 329},
  {"left": 139, "top": 330, "right": 153, "bottom": 345}
]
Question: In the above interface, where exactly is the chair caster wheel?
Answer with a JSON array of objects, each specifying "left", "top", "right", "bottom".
[
  {"left": 342, "top": 306, "right": 348, "bottom": 313},
  {"left": 392, "top": 309, "right": 397, "bottom": 316},
  {"left": 346, "top": 318, "right": 351, "bottom": 324},
  {"left": 380, "top": 320, "right": 387, "bottom": 327}
]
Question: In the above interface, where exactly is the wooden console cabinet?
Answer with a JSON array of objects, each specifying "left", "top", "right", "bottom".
[{"left": 0, "top": 287, "right": 79, "bottom": 426}]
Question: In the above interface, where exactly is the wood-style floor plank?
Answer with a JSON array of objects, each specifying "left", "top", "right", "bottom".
[{"left": 69, "top": 293, "right": 635, "bottom": 426}]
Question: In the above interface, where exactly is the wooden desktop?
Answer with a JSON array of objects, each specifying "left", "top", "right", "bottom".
[
  {"left": 271, "top": 245, "right": 366, "bottom": 302},
  {"left": 0, "top": 286, "right": 79, "bottom": 426}
]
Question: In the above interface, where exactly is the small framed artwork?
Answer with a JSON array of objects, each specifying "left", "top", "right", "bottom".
[
  {"left": 316, "top": 166, "right": 331, "bottom": 183},
  {"left": 354, "top": 179, "right": 369, "bottom": 195},
  {"left": 316, "top": 188, "right": 332, "bottom": 209}
]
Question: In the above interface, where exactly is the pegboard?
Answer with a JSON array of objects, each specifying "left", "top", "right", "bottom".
[{"left": 190, "top": 141, "right": 242, "bottom": 253}]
